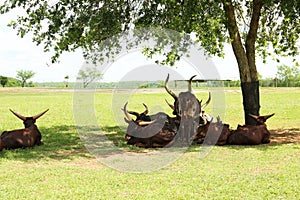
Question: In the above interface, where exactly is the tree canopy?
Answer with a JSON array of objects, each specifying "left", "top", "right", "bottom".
[
  {"left": 77, "top": 66, "right": 102, "bottom": 88},
  {"left": 276, "top": 64, "right": 300, "bottom": 87},
  {"left": 16, "top": 70, "right": 35, "bottom": 87},
  {"left": 1, "top": 0, "right": 299, "bottom": 124},
  {"left": 1, "top": 0, "right": 299, "bottom": 63}
]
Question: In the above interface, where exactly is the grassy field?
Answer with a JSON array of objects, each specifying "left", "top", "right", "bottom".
[{"left": 0, "top": 87, "right": 299, "bottom": 199}]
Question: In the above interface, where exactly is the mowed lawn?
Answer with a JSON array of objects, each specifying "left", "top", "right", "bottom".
[{"left": 0, "top": 87, "right": 299, "bottom": 199}]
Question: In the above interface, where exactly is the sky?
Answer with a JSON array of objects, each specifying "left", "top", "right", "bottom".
[{"left": 0, "top": 8, "right": 296, "bottom": 83}]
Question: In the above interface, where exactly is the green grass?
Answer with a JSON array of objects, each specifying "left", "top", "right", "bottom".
[{"left": 0, "top": 87, "right": 299, "bottom": 199}]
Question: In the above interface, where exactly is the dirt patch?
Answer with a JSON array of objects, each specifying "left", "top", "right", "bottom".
[
  {"left": 0, "top": 87, "right": 75, "bottom": 93},
  {"left": 270, "top": 129, "right": 300, "bottom": 144}
]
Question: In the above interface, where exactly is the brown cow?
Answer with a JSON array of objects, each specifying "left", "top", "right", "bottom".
[
  {"left": 227, "top": 113, "right": 275, "bottom": 145},
  {"left": 165, "top": 74, "right": 212, "bottom": 146},
  {"left": 194, "top": 116, "right": 230, "bottom": 146},
  {"left": 164, "top": 74, "right": 211, "bottom": 121},
  {"left": 123, "top": 102, "right": 177, "bottom": 148},
  {"left": 0, "top": 109, "right": 49, "bottom": 151}
]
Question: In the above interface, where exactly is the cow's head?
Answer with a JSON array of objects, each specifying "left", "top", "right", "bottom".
[
  {"left": 126, "top": 103, "right": 151, "bottom": 122},
  {"left": 123, "top": 102, "right": 167, "bottom": 138},
  {"left": 10, "top": 109, "right": 49, "bottom": 128}
]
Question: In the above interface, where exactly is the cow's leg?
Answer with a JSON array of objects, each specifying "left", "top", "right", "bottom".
[
  {"left": 0, "top": 140, "right": 3, "bottom": 151},
  {"left": 36, "top": 141, "right": 44, "bottom": 146}
]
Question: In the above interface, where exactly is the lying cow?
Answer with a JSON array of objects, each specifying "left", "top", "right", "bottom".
[
  {"left": 227, "top": 113, "right": 274, "bottom": 145},
  {"left": 123, "top": 102, "right": 177, "bottom": 148},
  {"left": 0, "top": 109, "right": 49, "bottom": 151},
  {"left": 194, "top": 116, "right": 230, "bottom": 146}
]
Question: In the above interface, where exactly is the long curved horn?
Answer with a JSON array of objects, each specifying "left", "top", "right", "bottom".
[
  {"left": 142, "top": 103, "right": 149, "bottom": 115},
  {"left": 138, "top": 120, "right": 156, "bottom": 126},
  {"left": 123, "top": 102, "right": 132, "bottom": 121},
  {"left": 201, "top": 92, "right": 211, "bottom": 110},
  {"left": 165, "top": 99, "right": 175, "bottom": 110},
  {"left": 198, "top": 99, "right": 202, "bottom": 111},
  {"left": 188, "top": 75, "right": 197, "bottom": 92},
  {"left": 263, "top": 113, "right": 275, "bottom": 120},
  {"left": 248, "top": 113, "right": 275, "bottom": 121},
  {"left": 165, "top": 74, "right": 178, "bottom": 100},
  {"left": 248, "top": 113, "right": 259, "bottom": 120},
  {"left": 32, "top": 109, "right": 49, "bottom": 120},
  {"left": 127, "top": 103, "right": 148, "bottom": 117},
  {"left": 9, "top": 109, "right": 26, "bottom": 121},
  {"left": 127, "top": 111, "right": 140, "bottom": 117}
]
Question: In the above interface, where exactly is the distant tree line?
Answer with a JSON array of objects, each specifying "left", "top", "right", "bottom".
[
  {"left": 224, "top": 65, "right": 300, "bottom": 87},
  {"left": 275, "top": 65, "right": 300, "bottom": 87},
  {"left": 0, "top": 76, "right": 36, "bottom": 87},
  {"left": 0, "top": 65, "right": 299, "bottom": 88},
  {"left": 0, "top": 70, "right": 35, "bottom": 87},
  {"left": 0, "top": 76, "right": 21, "bottom": 87}
]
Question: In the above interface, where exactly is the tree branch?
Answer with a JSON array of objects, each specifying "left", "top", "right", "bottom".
[
  {"left": 222, "top": 0, "right": 251, "bottom": 82},
  {"left": 245, "top": 0, "right": 263, "bottom": 81}
]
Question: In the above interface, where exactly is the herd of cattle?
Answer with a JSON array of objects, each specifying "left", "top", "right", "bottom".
[
  {"left": 123, "top": 74, "right": 275, "bottom": 148},
  {"left": 0, "top": 74, "right": 274, "bottom": 151}
]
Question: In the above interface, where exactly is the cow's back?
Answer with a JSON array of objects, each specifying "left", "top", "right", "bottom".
[
  {"left": 1, "top": 131, "right": 10, "bottom": 139},
  {"left": 194, "top": 122, "right": 230, "bottom": 146},
  {"left": 1, "top": 126, "right": 41, "bottom": 149},
  {"left": 227, "top": 125, "right": 268, "bottom": 145}
]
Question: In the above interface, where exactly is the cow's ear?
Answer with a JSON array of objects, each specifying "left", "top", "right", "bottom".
[{"left": 124, "top": 118, "right": 130, "bottom": 123}]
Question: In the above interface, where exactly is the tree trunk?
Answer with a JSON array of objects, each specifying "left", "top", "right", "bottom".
[
  {"left": 223, "top": 0, "right": 263, "bottom": 125},
  {"left": 244, "top": 0, "right": 263, "bottom": 124},
  {"left": 240, "top": 81, "right": 260, "bottom": 125}
]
